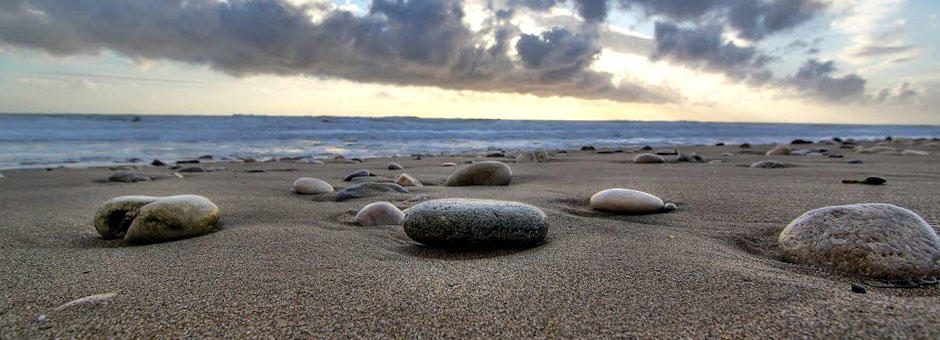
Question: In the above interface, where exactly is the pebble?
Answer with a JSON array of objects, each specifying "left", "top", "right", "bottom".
[
  {"left": 293, "top": 177, "right": 334, "bottom": 194},
  {"left": 108, "top": 172, "right": 156, "bottom": 183},
  {"left": 355, "top": 202, "right": 405, "bottom": 226},
  {"left": 739, "top": 143, "right": 751, "bottom": 148},
  {"left": 790, "top": 139, "right": 813, "bottom": 144},
  {"left": 297, "top": 159, "right": 325, "bottom": 165},
  {"left": 847, "top": 160, "right": 864, "bottom": 164},
  {"left": 663, "top": 203, "right": 677, "bottom": 212},
  {"left": 639, "top": 145, "right": 653, "bottom": 151},
  {"left": 840, "top": 176, "right": 886, "bottom": 185},
  {"left": 445, "top": 161, "right": 512, "bottom": 186},
  {"left": 779, "top": 203, "right": 940, "bottom": 279},
  {"left": 750, "top": 160, "right": 785, "bottom": 168},
  {"left": 344, "top": 169, "right": 372, "bottom": 182},
  {"left": 655, "top": 149, "right": 678, "bottom": 156},
  {"left": 402, "top": 198, "right": 548, "bottom": 247},
  {"left": 388, "top": 162, "right": 404, "bottom": 170},
  {"left": 441, "top": 162, "right": 457, "bottom": 167},
  {"left": 581, "top": 146, "right": 596, "bottom": 151},
  {"left": 178, "top": 166, "right": 204, "bottom": 173},
  {"left": 766, "top": 146, "right": 790, "bottom": 156},
  {"left": 590, "top": 189, "right": 666, "bottom": 214},
  {"left": 395, "top": 173, "right": 423, "bottom": 187},
  {"left": 851, "top": 284, "right": 867, "bottom": 294},
  {"left": 335, "top": 182, "right": 409, "bottom": 201},
  {"left": 633, "top": 153, "right": 666, "bottom": 164},
  {"left": 151, "top": 159, "right": 166, "bottom": 166},
  {"left": 123, "top": 195, "right": 220, "bottom": 244},
  {"left": 902, "top": 149, "right": 929, "bottom": 156},
  {"left": 93, "top": 195, "right": 161, "bottom": 239},
  {"left": 486, "top": 152, "right": 505, "bottom": 158},
  {"left": 176, "top": 159, "right": 200, "bottom": 164},
  {"left": 516, "top": 151, "right": 549, "bottom": 163}
]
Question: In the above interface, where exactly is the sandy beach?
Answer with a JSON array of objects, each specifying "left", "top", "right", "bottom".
[{"left": 1, "top": 141, "right": 939, "bottom": 338}]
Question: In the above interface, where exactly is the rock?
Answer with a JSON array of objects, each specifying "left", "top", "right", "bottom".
[
  {"left": 740, "top": 143, "right": 751, "bottom": 148},
  {"left": 298, "top": 158, "right": 325, "bottom": 165},
  {"left": 589, "top": 189, "right": 666, "bottom": 214},
  {"left": 677, "top": 152, "right": 704, "bottom": 163},
  {"left": 639, "top": 145, "right": 653, "bottom": 151},
  {"left": 778, "top": 203, "right": 940, "bottom": 279},
  {"left": 178, "top": 166, "right": 204, "bottom": 173},
  {"left": 486, "top": 152, "right": 505, "bottom": 158},
  {"left": 844, "top": 176, "right": 886, "bottom": 185},
  {"left": 791, "top": 139, "right": 813, "bottom": 144},
  {"left": 833, "top": 137, "right": 843, "bottom": 142},
  {"left": 851, "top": 283, "right": 866, "bottom": 294},
  {"left": 198, "top": 154, "right": 213, "bottom": 160},
  {"left": 655, "top": 149, "right": 678, "bottom": 156},
  {"left": 597, "top": 150, "right": 614, "bottom": 154},
  {"left": 395, "top": 173, "right": 423, "bottom": 187},
  {"left": 828, "top": 154, "right": 844, "bottom": 158},
  {"left": 110, "top": 165, "right": 138, "bottom": 171},
  {"left": 123, "top": 195, "right": 220, "bottom": 244},
  {"left": 633, "top": 153, "right": 666, "bottom": 164},
  {"left": 344, "top": 169, "right": 372, "bottom": 182},
  {"left": 581, "top": 146, "right": 596, "bottom": 151},
  {"left": 355, "top": 202, "right": 405, "bottom": 226},
  {"left": 715, "top": 142, "right": 725, "bottom": 146},
  {"left": 351, "top": 158, "right": 364, "bottom": 163},
  {"left": 335, "top": 182, "right": 409, "bottom": 201},
  {"left": 151, "top": 159, "right": 166, "bottom": 166},
  {"left": 388, "top": 162, "right": 404, "bottom": 170},
  {"left": 750, "top": 160, "right": 785, "bottom": 168},
  {"left": 240, "top": 157, "right": 257, "bottom": 163},
  {"left": 93, "top": 195, "right": 161, "bottom": 239},
  {"left": 663, "top": 203, "right": 677, "bottom": 212},
  {"left": 176, "top": 159, "right": 200, "bottom": 164},
  {"left": 402, "top": 198, "right": 548, "bottom": 247},
  {"left": 445, "top": 161, "right": 512, "bottom": 186},
  {"left": 108, "top": 172, "right": 155, "bottom": 183},
  {"left": 516, "top": 151, "right": 550, "bottom": 163},
  {"left": 766, "top": 146, "right": 790, "bottom": 155},
  {"left": 441, "top": 162, "right": 457, "bottom": 167},
  {"left": 293, "top": 177, "right": 334, "bottom": 194},
  {"left": 902, "top": 149, "right": 929, "bottom": 156}
]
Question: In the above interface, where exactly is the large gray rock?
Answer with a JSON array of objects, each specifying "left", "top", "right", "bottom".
[
  {"left": 93, "top": 195, "right": 161, "bottom": 239},
  {"left": 335, "top": 182, "right": 409, "bottom": 201},
  {"left": 779, "top": 203, "right": 940, "bottom": 280},
  {"left": 402, "top": 198, "right": 548, "bottom": 247},
  {"left": 445, "top": 161, "right": 512, "bottom": 186},
  {"left": 124, "top": 195, "right": 220, "bottom": 244}
]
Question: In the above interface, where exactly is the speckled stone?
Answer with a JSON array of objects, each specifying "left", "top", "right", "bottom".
[
  {"left": 402, "top": 198, "right": 548, "bottom": 247},
  {"left": 93, "top": 195, "right": 161, "bottom": 239},
  {"left": 123, "top": 195, "right": 220, "bottom": 244},
  {"left": 445, "top": 161, "right": 512, "bottom": 186}
]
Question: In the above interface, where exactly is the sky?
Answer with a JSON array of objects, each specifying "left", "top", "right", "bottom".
[{"left": 0, "top": 0, "right": 937, "bottom": 124}]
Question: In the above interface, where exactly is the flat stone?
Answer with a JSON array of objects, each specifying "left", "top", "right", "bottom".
[
  {"left": 123, "top": 195, "right": 220, "bottom": 244},
  {"left": 297, "top": 159, "right": 325, "bottom": 165},
  {"left": 335, "top": 182, "right": 409, "bottom": 201},
  {"left": 633, "top": 153, "right": 666, "bottom": 164},
  {"left": 791, "top": 139, "right": 813, "bottom": 144},
  {"left": 779, "top": 203, "right": 940, "bottom": 279},
  {"left": 93, "top": 195, "right": 161, "bottom": 239},
  {"left": 344, "top": 169, "right": 372, "bottom": 181},
  {"left": 750, "top": 160, "right": 785, "bottom": 168},
  {"left": 590, "top": 189, "right": 665, "bottom": 214},
  {"left": 402, "top": 198, "right": 548, "bottom": 247},
  {"left": 395, "top": 173, "right": 423, "bottom": 187},
  {"left": 388, "top": 162, "right": 405, "bottom": 170},
  {"left": 580, "top": 146, "right": 596, "bottom": 151},
  {"left": 441, "top": 162, "right": 457, "bottom": 167},
  {"left": 293, "top": 177, "right": 334, "bottom": 194},
  {"left": 355, "top": 202, "right": 405, "bottom": 226},
  {"left": 445, "top": 161, "right": 512, "bottom": 186}
]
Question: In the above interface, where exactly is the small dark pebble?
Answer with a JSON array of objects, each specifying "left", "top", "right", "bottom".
[
  {"left": 739, "top": 143, "right": 751, "bottom": 148},
  {"left": 597, "top": 150, "right": 614, "bottom": 154},
  {"left": 833, "top": 137, "right": 843, "bottom": 142},
  {"left": 613, "top": 149, "right": 624, "bottom": 153},
  {"left": 828, "top": 154, "right": 844, "bottom": 158},
  {"left": 151, "top": 159, "right": 166, "bottom": 166},
  {"left": 847, "top": 160, "right": 863, "bottom": 164},
  {"left": 639, "top": 145, "right": 653, "bottom": 151},
  {"left": 45, "top": 168, "right": 53, "bottom": 171},
  {"left": 885, "top": 136, "right": 893, "bottom": 141},
  {"left": 791, "top": 139, "right": 812, "bottom": 144},
  {"left": 486, "top": 152, "right": 505, "bottom": 158},
  {"left": 655, "top": 149, "right": 678, "bottom": 156},
  {"left": 198, "top": 155, "right": 213, "bottom": 160},
  {"left": 862, "top": 176, "right": 886, "bottom": 185},
  {"left": 245, "top": 169, "right": 265, "bottom": 173},
  {"left": 851, "top": 283, "right": 867, "bottom": 294},
  {"left": 176, "top": 160, "right": 200, "bottom": 164},
  {"left": 351, "top": 158, "right": 363, "bottom": 163},
  {"left": 344, "top": 169, "right": 372, "bottom": 181},
  {"left": 580, "top": 146, "right": 595, "bottom": 151},
  {"left": 557, "top": 150, "right": 567, "bottom": 153},
  {"left": 715, "top": 143, "right": 725, "bottom": 146}
]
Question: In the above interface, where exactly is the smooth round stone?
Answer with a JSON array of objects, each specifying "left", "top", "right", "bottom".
[
  {"left": 388, "top": 162, "right": 404, "bottom": 170},
  {"left": 395, "top": 173, "right": 423, "bottom": 187},
  {"left": 402, "top": 198, "right": 548, "bottom": 247},
  {"left": 441, "top": 162, "right": 457, "bottom": 167},
  {"left": 589, "top": 189, "right": 665, "bottom": 214},
  {"left": 335, "top": 182, "right": 409, "bottom": 201},
  {"left": 445, "top": 161, "right": 512, "bottom": 186},
  {"left": 93, "top": 195, "right": 161, "bottom": 239},
  {"left": 779, "top": 203, "right": 940, "bottom": 279},
  {"left": 750, "top": 160, "right": 785, "bottom": 168},
  {"left": 344, "top": 169, "right": 371, "bottom": 181},
  {"left": 355, "top": 202, "right": 405, "bottom": 226},
  {"left": 766, "top": 146, "right": 790, "bottom": 155},
  {"left": 293, "top": 177, "right": 333, "bottom": 194},
  {"left": 632, "top": 153, "right": 665, "bottom": 164},
  {"left": 124, "top": 195, "right": 220, "bottom": 244}
]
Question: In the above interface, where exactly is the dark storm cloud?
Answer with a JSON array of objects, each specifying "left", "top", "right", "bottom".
[
  {"left": 0, "top": 0, "right": 671, "bottom": 103},
  {"left": 783, "top": 59, "right": 866, "bottom": 102},
  {"left": 652, "top": 22, "right": 772, "bottom": 83}
]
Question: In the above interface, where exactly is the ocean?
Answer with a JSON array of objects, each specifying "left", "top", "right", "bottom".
[{"left": 1, "top": 113, "right": 938, "bottom": 170}]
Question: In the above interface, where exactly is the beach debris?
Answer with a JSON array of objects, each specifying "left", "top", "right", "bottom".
[
  {"left": 445, "top": 161, "right": 512, "bottom": 186},
  {"left": 590, "top": 189, "right": 666, "bottom": 214},
  {"left": 790, "top": 139, "right": 813, "bottom": 144},
  {"left": 766, "top": 146, "right": 790, "bottom": 156},
  {"left": 515, "top": 151, "right": 550, "bottom": 163},
  {"left": 123, "top": 195, "right": 220, "bottom": 244},
  {"left": 107, "top": 172, "right": 156, "bottom": 183},
  {"left": 395, "top": 173, "right": 422, "bottom": 187},
  {"left": 388, "top": 162, "right": 404, "bottom": 170},
  {"left": 151, "top": 159, "right": 166, "bottom": 166},
  {"left": 293, "top": 177, "right": 334, "bottom": 194},
  {"left": 749, "top": 160, "right": 785, "bottom": 168},
  {"left": 842, "top": 177, "right": 886, "bottom": 185},
  {"left": 344, "top": 169, "right": 372, "bottom": 182},
  {"left": 779, "top": 203, "right": 940, "bottom": 279},
  {"left": 902, "top": 149, "right": 929, "bottom": 156},
  {"left": 355, "top": 202, "right": 405, "bottom": 226},
  {"left": 851, "top": 283, "right": 867, "bottom": 294},
  {"left": 580, "top": 145, "right": 596, "bottom": 151},
  {"left": 441, "top": 162, "right": 457, "bottom": 167},
  {"left": 402, "top": 198, "right": 548, "bottom": 247},
  {"left": 335, "top": 182, "right": 409, "bottom": 201},
  {"left": 178, "top": 166, "right": 204, "bottom": 173},
  {"left": 633, "top": 153, "right": 666, "bottom": 164},
  {"left": 55, "top": 292, "right": 117, "bottom": 311}
]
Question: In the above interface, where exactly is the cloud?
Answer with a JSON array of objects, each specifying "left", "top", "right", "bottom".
[
  {"left": 782, "top": 59, "right": 866, "bottom": 102},
  {"left": 0, "top": 0, "right": 672, "bottom": 103},
  {"left": 651, "top": 22, "right": 773, "bottom": 84}
]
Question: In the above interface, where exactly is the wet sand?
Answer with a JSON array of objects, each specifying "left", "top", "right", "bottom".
[{"left": 1, "top": 143, "right": 939, "bottom": 338}]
